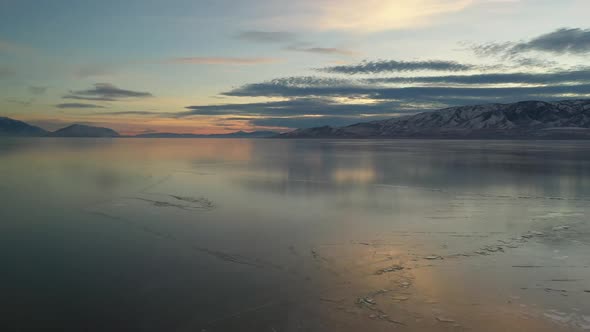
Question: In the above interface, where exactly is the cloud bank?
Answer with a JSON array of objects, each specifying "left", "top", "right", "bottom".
[
  {"left": 318, "top": 60, "right": 475, "bottom": 74},
  {"left": 64, "top": 83, "right": 153, "bottom": 102},
  {"left": 55, "top": 103, "right": 106, "bottom": 109},
  {"left": 473, "top": 28, "right": 590, "bottom": 58}
]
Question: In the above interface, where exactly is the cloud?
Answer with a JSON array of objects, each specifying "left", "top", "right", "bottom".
[
  {"left": 220, "top": 76, "right": 590, "bottom": 104},
  {"left": 166, "top": 57, "right": 282, "bottom": 65},
  {"left": 223, "top": 82, "right": 368, "bottom": 98},
  {"left": 472, "top": 28, "right": 590, "bottom": 58},
  {"left": 249, "top": 116, "right": 377, "bottom": 129},
  {"left": 368, "top": 84, "right": 590, "bottom": 101},
  {"left": 286, "top": 45, "right": 356, "bottom": 56},
  {"left": 254, "top": 70, "right": 590, "bottom": 88},
  {"left": 318, "top": 60, "right": 475, "bottom": 74},
  {"left": 0, "top": 67, "right": 15, "bottom": 78},
  {"left": 98, "top": 111, "right": 166, "bottom": 116},
  {"left": 64, "top": 83, "right": 153, "bottom": 101},
  {"left": 179, "top": 97, "right": 431, "bottom": 129},
  {"left": 181, "top": 98, "right": 417, "bottom": 118},
  {"left": 256, "top": 76, "right": 358, "bottom": 87},
  {"left": 5, "top": 98, "right": 33, "bottom": 107},
  {"left": 74, "top": 64, "right": 116, "bottom": 79},
  {"left": 235, "top": 30, "right": 357, "bottom": 56},
  {"left": 28, "top": 86, "right": 47, "bottom": 95},
  {"left": 513, "top": 28, "right": 590, "bottom": 55},
  {"left": 235, "top": 31, "right": 296, "bottom": 43},
  {"left": 510, "top": 57, "right": 558, "bottom": 68},
  {"left": 177, "top": 64, "right": 590, "bottom": 129},
  {"left": 364, "top": 69, "right": 590, "bottom": 85},
  {"left": 55, "top": 103, "right": 106, "bottom": 109},
  {"left": 470, "top": 41, "right": 514, "bottom": 57},
  {"left": 62, "top": 95, "right": 117, "bottom": 102}
]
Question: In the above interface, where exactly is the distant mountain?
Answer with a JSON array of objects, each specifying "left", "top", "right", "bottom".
[
  {"left": 280, "top": 100, "right": 590, "bottom": 139},
  {"left": 135, "top": 130, "right": 278, "bottom": 138},
  {"left": 48, "top": 124, "right": 120, "bottom": 137},
  {"left": 0, "top": 117, "right": 276, "bottom": 138},
  {"left": 0, "top": 117, "right": 48, "bottom": 137}
]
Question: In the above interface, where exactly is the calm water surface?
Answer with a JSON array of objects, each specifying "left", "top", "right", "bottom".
[{"left": 1, "top": 138, "right": 589, "bottom": 331}]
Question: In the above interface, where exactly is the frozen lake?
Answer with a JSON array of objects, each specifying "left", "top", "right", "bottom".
[{"left": 1, "top": 138, "right": 589, "bottom": 331}]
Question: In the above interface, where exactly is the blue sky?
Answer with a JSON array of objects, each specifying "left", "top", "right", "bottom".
[{"left": 1, "top": 0, "right": 590, "bottom": 134}]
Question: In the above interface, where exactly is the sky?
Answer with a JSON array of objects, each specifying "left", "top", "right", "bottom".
[{"left": 1, "top": 0, "right": 590, "bottom": 135}]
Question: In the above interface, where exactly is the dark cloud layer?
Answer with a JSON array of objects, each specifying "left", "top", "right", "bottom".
[
  {"left": 514, "top": 28, "right": 590, "bottom": 55},
  {"left": 202, "top": 72, "right": 590, "bottom": 129},
  {"left": 223, "top": 83, "right": 371, "bottom": 98},
  {"left": 222, "top": 75, "right": 590, "bottom": 102},
  {"left": 64, "top": 83, "right": 152, "bottom": 101},
  {"left": 55, "top": 103, "right": 106, "bottom": 109},
  {"left": 181, "top": 98, "right": 417, "bottom": 118},
  {"left": 364, "top": 69, "right": 590, "bottom": 85},
  {"left": 232, "top": 70, "right": 590, "bottom": 88},
  {"left": 157, "top": 27, "right": 590, "bottom": 130},
  {"left": 473, "top": 28, "right": 590, "bottom": 58},
  {"left": 250, "top": 116, "right": 378, "bottom": 129},
  {"left": 318, "top": 60, "right": 474, "bottom": 75},
  {"left": 369, "top": 84, "right": 590, "bottom": 101}
]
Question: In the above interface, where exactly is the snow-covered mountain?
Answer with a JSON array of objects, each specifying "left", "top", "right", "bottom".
[{"left": 280, "top": 100, "right": 590, "bottom": 139}]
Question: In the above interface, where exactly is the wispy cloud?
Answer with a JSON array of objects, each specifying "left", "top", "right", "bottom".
[
  {"left": 5, "top": 98, "right": 33, "bottom": 107},
  {"left": 74, "top": 64, "right": 117, "bottom": 79},
  {"left": 318, "top": 60, "right": 475, "bottom": 74},
  {"left": 28, "top": 86, "right": 47, "bottom": 95},
  {"left": 286, "top": 45, "right": 357, "bottom": 56},
  {"left": 236, "top": 30, "right": 358, "bottom": 57},
  {"left": 99, "top": 111, "right": 166, "bottom": 116},
  {"left": 166, "top": 57, "right": 283, "bottom": 65},
  {"left": 55, "top": 103, "right": 106, "bottom": 109},
  {"left": 63, "top": 83, "right": 153, "bottom": 102},
  {"left": 235, "top": 31, "right": 296, "bottom": 43},
  {"left": 0, "top": 67, "right": 15, "bottom": 78}
]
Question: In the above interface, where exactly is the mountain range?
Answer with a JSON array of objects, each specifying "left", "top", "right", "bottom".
[
  {"left": 280, "top": 100, "right": 590, "bottom": 139},
  {"left": 0, "top": 117, "right": 277, "bottom": 138},
  {"left": 4, "top": 99, "right": 590, "bottom": 139},
  {"left": 48, "top": 124, "right": 121, "bottom": 137},
  {"left": 134, "top": 131, "right": 278, "bottom": 138},
  {"left": 0, "top": 117, "right": 48, "bottom": 137}
]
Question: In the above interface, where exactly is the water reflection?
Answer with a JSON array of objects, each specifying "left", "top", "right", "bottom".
[{"left": 0, "top": 138, "right": 589, "bottom": 331}]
